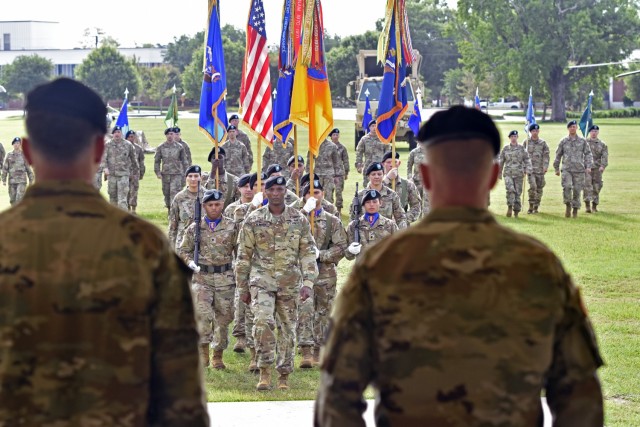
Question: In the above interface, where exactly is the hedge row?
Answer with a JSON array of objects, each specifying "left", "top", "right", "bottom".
[{"left": 566, "top": 108, "right": 640, "bottom": 119}]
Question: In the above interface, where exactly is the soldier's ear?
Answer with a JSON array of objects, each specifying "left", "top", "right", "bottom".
[
  {"left": 419, "top": 163, "right": 431, "bottom": 190},
  {"left": 488, "top": 162, "right": 499, "bottom": 190},
  {"left": 94, "top": 135, "right": 105, "bottom": 165},
  {"left": 22, "top": 138, "right": 34, "bottom": 165}
]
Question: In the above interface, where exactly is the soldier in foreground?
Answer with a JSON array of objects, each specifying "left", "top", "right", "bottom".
[
  {"left": 584, "top": 125, "right": 608, "bottom": 213},
  {"left": 524, "top": 123, "right": 550, "bottom": 214},
  {"left": 2, "top": 137, "right": 35, "bottom": 205},
  {"left": 103, "top": 126, "right": 139, "bottom": 210},
  {"left": 154, "top": 127, "right": 189, "bottom": 211},
  {"left": 125, "top": 130, "right": 146, "bottom": 213},
  {"left": 168, "top": 165, "right": 204, "bottom": 250},
  {"left": 315, "top": 106, "right": 604, "bottom": 426},
  {"left": 499, "top": 130, "right": 532, "bottom": 218},
  {"left": 0, "top": 78, "right": 208, "bottom": 426}
]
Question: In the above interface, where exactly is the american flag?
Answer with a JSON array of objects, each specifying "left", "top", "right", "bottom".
[{"left": 240, "top": 0, "right": 274, "bottom": 144}]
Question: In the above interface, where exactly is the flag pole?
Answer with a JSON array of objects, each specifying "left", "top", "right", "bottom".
[
  {"left": 310, "top": 154, "right": 315, "bottom": 233},
  {"left": 294, "top": 125, "right": 299, "bottom": 196},
  {"left": 257, "top": 138, "right": 262, "bottom": 189},
  {"left": 214, "top": 108, "right": 219, "bottom": 190},
  {"left": 391, "top": 135, "right": 396, "bottom": 191}
]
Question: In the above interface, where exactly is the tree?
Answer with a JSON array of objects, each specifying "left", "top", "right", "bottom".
[
  {"left": 455, "top": 0, "right": 640, "bottom": 121},
  {"left": 140, "top": 65, "right": 180, "bottom": 112},
  {"left": 624, "top": 66, "right": 640, "bottom": 102},
  {"left": 164, "top": 32, "right": 205, "bottom": 72},
  {"left": 76, "top": 46, "right": 140, "bottom": 102},
  {"left": 2, "top": 55, "right": 53, "bottom": 98}
]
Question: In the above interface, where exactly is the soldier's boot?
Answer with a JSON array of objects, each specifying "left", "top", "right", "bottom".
[
  {"left": 527, "top": 203, "right": 534, "bottom": 214},
  {"left": 514, "top": 210, "right": 519, "bottom": 218},
  {"left": 199, "top": 344, "right": 210, "bottom": 368},
  {"left": 211, "top": 350, "right": 226, "bottom": 370},
  {"left": 256, "top": 367, "right": 272, "bottom": 391},
  {"left": 533, "top": 204, "right": 539, "bottom": 214},
  {"left": 506, "top": 206, "right": 513, "bottom": 217},
  {"left": 277, "top": 374, "right": 289, "bottom": 391},
  {"left": 572, "top": 207, "right": 578, "bottom": 218},
  {"left": 592, "top": 203, "right": 598, "bottom": 213},
  {"left": 565, "top": 204, "right": 571, "bottom": 218},
  {"left": 248, "top": 347, "right": 259, "bottom": 373},
  {"left": 233, "top": 336, "right": 246, "bottom": 353},
  {"left": 312, "top": 346, "right": 321, "bottom": 367},
  {"left": 299, "top": 346, "right": 313, "bottom": 369},
  {"left": 585, "top": 201, "right": 592, "bottom": 213}
]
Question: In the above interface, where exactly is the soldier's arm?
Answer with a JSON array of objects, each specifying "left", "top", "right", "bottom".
[
  {"left": 139, "top": 149, "right": 146, "bottom": 179},
  {"left": 261, "top": 149, "right": 269, "bottom": 173},
  {"left": 180, "top": 146, "right": 189, "bottom": 172},
  {"left": 245, "top": 136, "right": 254, "bottom": 168},
  {"left": 167, "top": 200, "right": 180, "bottom": 248},
  {"left": 331, "top": 147, "right": 341, "bottom": 176},
  {"left": 407, "top": 150, "right": 415, "bottom": 178},
  {"left": 298, "top": 217, "right": 319, "bottom": 288},
  {"left": 584, "top": 141, "right": 594, "bottom": 170},
  {"left": 1, "top": 157, "right": 8, "bottom": 183},
  {"left": 26, "top": 163, "right": 35, "bottom": 184},
  {"left": 524, "top": 150, "right": 533, "bottom": 175},
  {"left": 355, "top": 137, "right": 364, "bottom": 168},
  {"left": 406, "top": 182, "right": 422, "bottom": 223},
  {"left": 498, "top": 148, "right": 506, "bottom": 175},
  {"left": 177, "top": 224, "right": 196, "bottom": 264},
  {"left": 154, "top": 149, "right": 162, "bottom": 176},
  {"left": 314, "top": 265, "right": 374, "bottom": 427},
  {"left": 344, "top": 222, "right": 357, "bottom": 261},
  {"left": 242, "top": 145, "right": 251, "bottom": 173},
  {"left": 319, "top": 217, "right": 348, "bottom": 264},
  {"left": 342, "top": 148, "right": 350, "bottom": 175},
  {"left": 543, "top": 141, "right": 550, "bottom": 171},
  {"left": 601, "top": 144, "right": 608, "bottom": 169},
  {"left": 305, "top": 151, "right": 311, "bottom": 173},
  {"left": 129, "top": 143, "right": 140, "bottom": 176},
  {"left": 235, "top": 221, "right": 256, "bottom": 294},
  {"left": 392, "top": 193, "right": 408, "bottom": 229},
  {"left": 553, "top": 141, "right": 564, "bottom": 172}
]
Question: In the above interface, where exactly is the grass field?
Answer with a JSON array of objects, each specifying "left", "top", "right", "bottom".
[{"left": 1, "top": 113, "right": 638, "bottom": 425}]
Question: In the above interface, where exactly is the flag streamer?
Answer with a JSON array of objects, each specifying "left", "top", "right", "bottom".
[
  {"left": 115, "top": 90, "right": 129, "bottom": 136},
  {"left": 579, "top": 91, "right": 594, "bottom": 137},
  {"left": 273, "top": 0, "right": 297, "bottom": 145}
]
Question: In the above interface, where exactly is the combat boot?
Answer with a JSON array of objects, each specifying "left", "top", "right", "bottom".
[
  {"left": 572, "top": 208, "right": 578, "bottom": 218},
  {"left": 592, "top": 203, "right": 598, "bottom": 212},
  {"left": 514, "top": 210, "right": 519, "bottom": 218},
  {"left": 211, "top": 350, "right": 226, "bottom": 370},
  {"left": 248, "top": 347, "right": 259, "bottom": 373},
  {"left": 277, "top": 373, "right": 289, "bottom": 390},
  {"left": 199, "top": 344, "right": 210, "bottom": 368},
  {"left": 527, "top": 203, "right": 534, "bottom": 214},
  {"left": 299, "top": 346, "right": 313, "bottom": 369},
  {"left": 256, "top": 367, "right": 272, "bottom": 391},
  {"left": 233, "top": 336, "right": 246, "bottom": 353},
  {"left": 565, "top": 204, "right": 571, "bottom": 218},
  {"left": 506, "top": 206, "right": 513, "bottom": 217},
  {"left": 585, "top": 201, "right": 592, "bottom": 213},
  {"left": 312, "top": 346, "right": 321, "bottom": 367},
  {"left": 533, "top": 204, "right": 539, "bottom": 214}
]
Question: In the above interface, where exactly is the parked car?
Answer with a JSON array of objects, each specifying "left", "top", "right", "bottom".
[{"left": 489, "top": 97, "right": 522, "bottom": 109}]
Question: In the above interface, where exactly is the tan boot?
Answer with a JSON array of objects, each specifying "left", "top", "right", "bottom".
[
  {"left": 299, "top": 346, "right": 313, "bottom": 369},
  {"left": 248, "top": 347, "right": 259, "bottom": 373},
  {"left": 211, "top": 350, "right": 225, "bottom": 370},
  {"left": 312, "top": 347, "right": 321, "bottom": 367},
  {"left": 527, "top": 203, "right": 534, "bottom": 214},
  {"left": 572, "top": 208, "right": 578, "bottom": 218},
  {"left": 565, "top": 204, "right": 571, "bottom": 218},
  {"left": 256, "top": 367, "right": 272, "bottom": 391},
  {"left": 199, "top": 344, "right": 210, "bottom": 368},
  {"left": 277, "top": 373, "right": 289, "bottom": 390},
  {"left": 592, "top": 203, "right": 598, "bottom": 213},
  {"left": 506, "top": 206, "right": 513, "bottom": 217},
  {"left": 585, "top": 201, "right": 592, "bottom": 213},
  {"left": 233, "top": 336, "right": 246, "bottom": 353}
]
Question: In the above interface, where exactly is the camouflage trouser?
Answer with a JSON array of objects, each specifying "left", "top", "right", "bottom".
[
  {"left": 297, "top": 288, "right": 315, "bottom": 348},
  {"left": 251, "top": 287, "right": 297, "bottom": 375},
  {"left": 504, "top": 175, "right": 524, "bottom": 212},
  {"left": 318, "top": 175, "right": 336, "bottom": 204},
  {"left": 162, "top": 174, "right": 183, "bottom": 209},
  {"left": 527, "top": 173, "right": 546, "bottom": 206},
  {"left": 413, "top": 176, "right": 429, "bottom": 217},
  {"left": 107, "top": 175, "right": 130, "bottom": 210},
  {"left": 361, "top": 173, "right": 369, "bottom": 188},
  {"left": 333, "top": 176, "right": 345, "bottom": 210},
  {"left": 584, "top": 169, "right": 603, "bottom": 204},
  {"left": 193, "top": 270, "right": 235, "bottom": 351},
  {"left": 128, "top": 174, "right": 141, "bottom": 208},
  {"left": 232, "top": 288, "right": 255, "bottom": 348},
  {"left": 94, "top": 171, "right": 103, "bottom": 190},
  {"left": 8, "top": 182, "right": 27, "bottom": 205},
  {"left": 561, "top": 171, "right": 585, "bottom": 209},
  {"left": 313, "top": 276, "right": 337, "bottom": 347}
]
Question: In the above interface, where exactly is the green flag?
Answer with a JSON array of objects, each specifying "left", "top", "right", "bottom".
[
  {"left": 578, "top": 91, "right": 594, "bottom": 137},
  {"left": 164, "top": 86, "right": 179, "bottom": 128}
]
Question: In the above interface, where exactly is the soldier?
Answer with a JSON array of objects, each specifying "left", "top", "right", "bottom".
[
  {"left": 0, "top": 139, "right": 5, "bottom": 170},
  {"left": 103, "top": 126, "right": 139, "bottom": 210},
  {"left": 524, "top": 123, "right": 550, "bottom": 214},
  {"left": 350, "top": 162, "right": 408, "bottom": 229},
  {"left": 286, "top": 154, "right": 306, "bottom": 195},
  {"left": 584, "top": 125, "right": 608, "bottom": 213},
  {"left": 223, "top": 125, "right": 251, "bottom": 177},
  {"left": 266, "top": 163, "right": 299, "bottom": 205},
  {"left": 344, "top": 189, "right": 398, "bottom": 261},
  {"left": 315, "top": 106, "right": 604, "bottom": 426},
  {"left": 224, "top": 173, "right": 254, "bottom": 219},
  {"left": 94, "top": 150, "right": 106, "bottom": 190},
  {"left": 407, "top": 144, "right": 429, "bottom": 215},
  {"left": 554, "top": 120, "right": 594, "bottom": 218},
  {"left": 499, "top": 130, "right": 532, "bottom": 217},
  {"left": 179, "top": 189, "right": 238, "bottom": 370},
  {"left": 329, "top": 128, "right": 349, "bottom": 216},
  {"left": 154, "top": 127, "right": 189, "bottom": 210},
  {"left": 236, "top": 175, "right": 318, "bottom": 391},
  {"left": 125, "top": 130, "right": 146, "bottom": 213},
  {"left": 381, "top": 151, "right": 422, "bottom": 223},
  {"left": 168, "top": 165, "right": 204, "bottom": 250},
  {"left": 355, "top": 120, "right": 390, "bottom": 186},
  {"left": 306, "top": 133, "right": 340, "bottom": 204},
  {"left": 2, "top": 137, "right": 35, "bottom": 205},
  {"left": 0, "top": 78, "right": 208, "bottom": 426},
  {"left": 203, "top": 146, "right": 240, "bottom": 208},
  {"left": 173, "top": 126, "right": 192, "bottom": 167},
  {"left": 262, "top": 138, "right": 294, "bottom": 178},
  {"left": 230, "top": 113, "right": 254, "bottom": 169}
]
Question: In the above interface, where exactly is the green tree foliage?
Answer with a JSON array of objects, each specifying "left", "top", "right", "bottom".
[
  {"left": 164, "top": 32, "right": 204, "bottom": 72},
  {"left": 139, "top": 65, "right": 180, "bottom": 112},
  {"left": 1, "top": 55, "right": 53, "bottom": 98},
  {"left": 624, "top": 67, "right": 640, "bottom": 102},
  {"left": 326, "top": 31, "right": 379, "bottom": 100},
  {"left": 455, "top": 0, "right": 640, "bottom": 121},
  {"left": 75, "top": 46, "right": 140, "bottom": 102}
]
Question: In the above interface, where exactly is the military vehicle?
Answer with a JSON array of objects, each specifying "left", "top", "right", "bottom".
[{"left": 346, "top": 49, "right": 424, "bottom": 150}]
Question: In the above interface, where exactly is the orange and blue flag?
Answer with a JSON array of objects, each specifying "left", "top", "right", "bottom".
[{"left": 273, "top": 0, "right": 296, "bottom": 144}]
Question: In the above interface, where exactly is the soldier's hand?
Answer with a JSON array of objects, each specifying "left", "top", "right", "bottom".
[
  {"left": 302, "top": 197, "right": 317, "bottom": 213},
  {"left": 156, "top": 173, "right": 162, "bottom": 179},
  {"left": 334, "top": 177, "right": 340, "bottom": 185},
  {"left": 586, "top": 168, "right": 591, "bottom": 174},
  {"left": 291, "top": 168, "right": 301, "bottom": 180},
  {"left": 543, "top": 168, "right": 548, "bottom": 173},
  {"left": 299, "top": 286, "right": 312, "bottom": 302},
  {"left": 348, "top": 242, "right": 362, "bottom": 255},
  {"left": 240, "top": 292, "right": 251, "bottom": 305},
  {"left": 251, "top": 192, "right": 264, "bottom": 207},
  {"left": 555, "top": 170, "right": 560, "bottom": 176},
  {"left": 187, "top": 261, "right": 201, "bottom": 273},
  {"left": 599, "top": 166, "right": 604, "bottom": 172},
  {"left": 356, "top": 166, "right": 362, "bottom": 174},
  {"left": 386, "top": 168, "right": 398, "bottom": 181}
]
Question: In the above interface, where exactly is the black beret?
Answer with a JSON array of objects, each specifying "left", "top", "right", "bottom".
[
  {"left": 416, "top": 106, "right": 501, "bottom": 156},
  {"left": 112, "top": 126, "right": 122, "bottom": 134},
  {"left": 202, "top": 189, "right": 223, "bottom": 203},
  {"left": 185, "top": 165, "right": 202, "bottom": 176},
  {"left": 329, "top": 128, "right": 340, "bottom": 136},
  {"left": 125, "top": 130, "right": 136, "bottom": 139},
  {"left": 227, "top": 125, "right": 237, "bottom": 131},
  {"left": 529, "top": 123, "right": 540, "bottom": 131},
  {"left": 567, "top": 120, "right": 577, "bottom": 128},
  {"left": 238, "top": 173, "right": 252, "bottom": 187},
  {"left": 300, "top": 173, "right": 320, "bottom": 187},
  {"left": 25, "top": 77, "right": 107, "bottom": 133},
  {"left": 207, "top": 146, "right": 226, "bottom": 162},
  {"left": 365, "top": 162, "right": 384, "bottom": 176},
  {"left": 302, "top": 179, "right": 323, "bottom": 197},
  {"left": 229, "top": 114, "right": 240, "bottom": 121},
  {"left": 173, "top": 127, "right": 181, "bottom": 133},
  {"left": 368, "top": 119, "right": 377, "bottom": 128},
  {"left": 381, "top": 151, "right": 400, "bottom": 162},
  {"left": 266, "top": 164, "right": 283, "bottom": 177},
  {"left": 12, "top": 137, "right": 21, "bottom": 144},
  {"left": 508, "top": 130, "right": 518, "bottom": 137},
  {"left": 588, "top": 125, "right": 599, "bottom": 132},
  {"left": 164, "top": 127, "right": 175, "bottom": 135},
  {"left": 264, "top": 175, "right": 286, "bottom": 189},
  {"left": 249, "top": 172, "right": 268, "bottom": 188},
  {"left": 287, "top": 155, "right": 304, "bottom": 166},
  {"left": 361, "top": 189, "right": 381, "bottom": 205}
]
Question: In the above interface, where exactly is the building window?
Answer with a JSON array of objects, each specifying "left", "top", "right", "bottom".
[{"left": 3, "top": 34, "right": 10, "bottom": 51}]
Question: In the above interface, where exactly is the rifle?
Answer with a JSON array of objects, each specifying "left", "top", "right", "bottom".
[
  {"left": 193, "top": 180, "right": 202, "bottom": 265},
  {"left": 351, "top": 182, "right": 361, "bottom": 243}
]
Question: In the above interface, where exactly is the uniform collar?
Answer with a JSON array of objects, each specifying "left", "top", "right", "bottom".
[
  {"left": 23, "top": 180, "right": 100, "bottom": 200},
  {"left": 423, "top": 206, "right": 496, "bottom": 224}
]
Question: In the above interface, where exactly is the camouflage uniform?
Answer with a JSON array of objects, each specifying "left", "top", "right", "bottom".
[
  {"left": 355, "top": 132, "right": 390, "bottom": 186},
  {"left": 179, "top": 215, "right": 238, "bottom": 351},
  {"left": 553, "top": 135, "right": 594, "bottom": 210},
  {"left": 128, "top": 141, "right": 146, "bottom": 210},
  {"left": 0, "top": 181, "right": 209, "bottom": 426},
  {"left": 407, "top": 146, "right": 429, "bottom": 215},
  {"left": 384, "top": 176, "right": 422, "bottom": 223},
  {"left": 345, "top": 213, "right": 398, "bottom": 261},
  {"left": 177, "top": 138, "right": 193, "bottom": 167},
  {"left": 499, "top": 144, "right": 532, "bottom": 213},
  {"left": 237, "top": 128, "right": 254, "bottom": 170},
  {"left": 584, "top": 138, "right": 608, "bottom": 205},
  {"left": 154, "top": 140, "right": 188, "bottom": 209},
  {"left": 0, "top": 143, "right": 5, "bottom": 170},
  {"left": 223, "top": 138, "right": 251, "bottom": 177},
  {"left": 315, "top": 207, "right": 604, "bottom": 426},
  {"left": 235, "top": 205, "right": 318, "bottom": 375},
  {"left": 262, "top": 140, "right": 294, "bottom": 178},
  {"left": 525, "top": 137, "right": 550, "bottom": 208},
  {"left": 351, "top": 185, "right": 408, "bottom": 229},
  {"left": 2, "top": 150, "right": 35, "bottom": 205},
  {"left": 333, "top": 141, "right": 349, "bottom": 211},
  {"left": 168, "top": 187, "right": 205, "bottom": 250},
  {"left": 94, "top": 151, "right": 106, "bottom": 190},
  {"left": 202, "top": 171, "right": 240, "bottom": 208},
  {"left": 104, "top": 138, "right": 139, "bottom": 210},
  {"left": 291, "top": 197, "right": 338, "bottom": 217},
  {"left": 307, "top": 140, "right": 340, "bottom": 203}
]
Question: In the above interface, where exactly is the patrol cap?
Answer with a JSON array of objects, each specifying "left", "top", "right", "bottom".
[
  {"left": 112, "top": 125, "right": 122, "bottom": 134},
  {"left": 207, "top": 146, "right": 226, "bottom": 162},
  {"left": 164, "top": 127, "right": 175, "bottom": 135},
  {"left": 416, "top": 106, "right": 501, "bottom": 156},
  {"left": 302, "top": 180, "right": 323, "bottom": 197},
  {"left": 25, "top": 77, "right": 107, "bottom": 133},
  {"left": 229, "top": 114, "right": 240, "bottom": 121},
  {"left": 287, "top": 155, "right": 304, "bottom": 166},
  {"left": 381, "top": 151, "right": 400, "bottom": 162},
  {"left": 361, "top": 189, "right": 381, "bottom": 205},
  {"left": 368, "top": 119, "right": 377, "bottom": 128},
  {"left": 508, "top": 130, "right": 518, "bottom": 137},
  {"left": 202, "top": 189, "right": 223, "bottom": 203},
  {"left": 567, "top": 120, "right": 577, "bottom": 128},
  {"left": 227, "top": 125, "right": 237, "bottom": 131},
  {"left": 300, "top": 173, "right": 320, "bottom": 187},
  {"left": 365, "top": 162, "right": 384, "bottom": 176},
  {"left": 125, "top": 130, "right": 136, "bottom": 139},
  {"left": 185, "top": 165, "right": 202, "bottom": 176},
  {"left": 249, "top": 172, "right": 268, "bottom": 188},
  {"left": 266, "top": 164, "right": 283, "bottom": 177},
  {"left": 173, "top": 126, "right": 181, "bottom": 133},
  {"left": 589, "top": 124, "right": 600, "bottom": 132},
  {"left": 529, "top": 123, "right": 540, "bottom": 131},
  {"left": 264, "top": 175, "right": 286, "bottom": 189},
  {"left": 12, "top": 137, "right": 21, "bottom": 145},
  {"left": 329, "top": 128, "right": 340, "bottom": 136},
  {"left": 238, "top": 173, "right": 252, "bottom": 187}
]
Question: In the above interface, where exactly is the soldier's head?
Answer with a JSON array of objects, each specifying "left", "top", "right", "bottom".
[
  {"left": 237, "top": 173, "right": 254, "bottom": 202},
  {"left": 362, "top": 189, "right": 381, "bottom": 214},
  {"left": 250, "top": 172, "right": 268, "bottom": 193},
  {"left": 329, "top": 128, "right": 340, "bottom": 143},
  {"left": 172, "top": 127, "right": 182, "bottom": 141},
  {"left": 229, "top": 113, "right": 240, "bottom": 127},
  {"left": 125, "top": 130, "right": 136, "bottom": 143},
  {"left": 207, "top": 146, "right": 226, "bottom": 162},
  {"left": 368, "top": 120, "right": 377, "bottom": 133},
  {"left": 202, "top": 189, "right": 224, "bottom": 220},
  {"left": 529, "top": 123, "right": 540, "bottom": 139},
  {"left": 589, "top": 124, "right": 599, "bottom": 139},
  {"left": 302, "top": 180, "right": 324, "bottom": 206},
  {"left": 300, "top": 173, "right": 319, "bottom": 188},
  {"left": 112, "top": 126, "right": 123, "bottom": 140},
  {"left": 264, "top": 176, "right": 287, "bottom": 207},
  {"left": 164, "top": 127, "right": 175, "bottom": 141},
  {"left": 567, "top": 120, "right": 578, "bottom": 136},
  {"left": 185, "top": 165, "right": 202, "bottom": 189},
  {"left": 417, "top": 106, "right": 500, "bottom": 209},
  {"left": 508, "top": 130, "right": 518, "bottom": 145},
  {"left": 11, "top": 137, "right": 22, "bottom": 151},
  {"left": 287, "top": 155, "right": 304, "bottom": 175},
  {"left": 266, "top": 164, "right": 284, "bottom": 178},
  {"left": 382, "top": 151, "right": 401, "bottom": 173},
  {"left": 366, "top": 162, "right": 384, "bottom": 187},
  {"left": 227, "top": 125, "right": 237, "bottom": 140},
  {"left": 23, "top": 78, "right": 107, "bottom": 179}
]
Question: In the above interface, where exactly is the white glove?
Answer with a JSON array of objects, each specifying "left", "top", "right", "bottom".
[
  {"left": 315, "top": 247, "right": 320, "bottom": 259},
  {"left": 188, "top": 261, "right": 201, "bottom": 273},
  {"left": 348, "top": 242, "right": 362, "bottom": 255},
  {"left": 303, "top": 197, "right": 318, "bottom": 213},
  {"left": 385, "top": 168, "right": 398, "bottom": 181},
  {"left": 251, "top": 192, "right": 264, "bottom": 207}
]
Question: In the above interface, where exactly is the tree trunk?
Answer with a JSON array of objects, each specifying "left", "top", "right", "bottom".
[
  {"left": 542, "top": 103, "right": 547, "bottom": 121},
  {"left": 549, "top": 67, "right": 567, "bottom": 122}
]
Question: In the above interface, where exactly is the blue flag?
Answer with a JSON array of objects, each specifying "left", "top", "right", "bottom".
[
  {"left": 362, "top": 94, "right": 373, "bottom": 131},
  {"left": 474, "top": 87, "right": 481, "bottom": 110},
  {"left": 273, "top": 0, "right": 295, "bottom": 144},
  {"left": 408, "top": 98, "right": 421, "bottom": 136},
  {"left": 524, "top": 87, "right": 535, "bottom": 134},
  {"left": 115, "top": 96, "right": 129, "bottom": 136},
  {"left": 199, "top": 0, "right": 228, "bottom": 144},
  {"left": 579, "top": 91, "right": 594, "bottom": 137}
]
